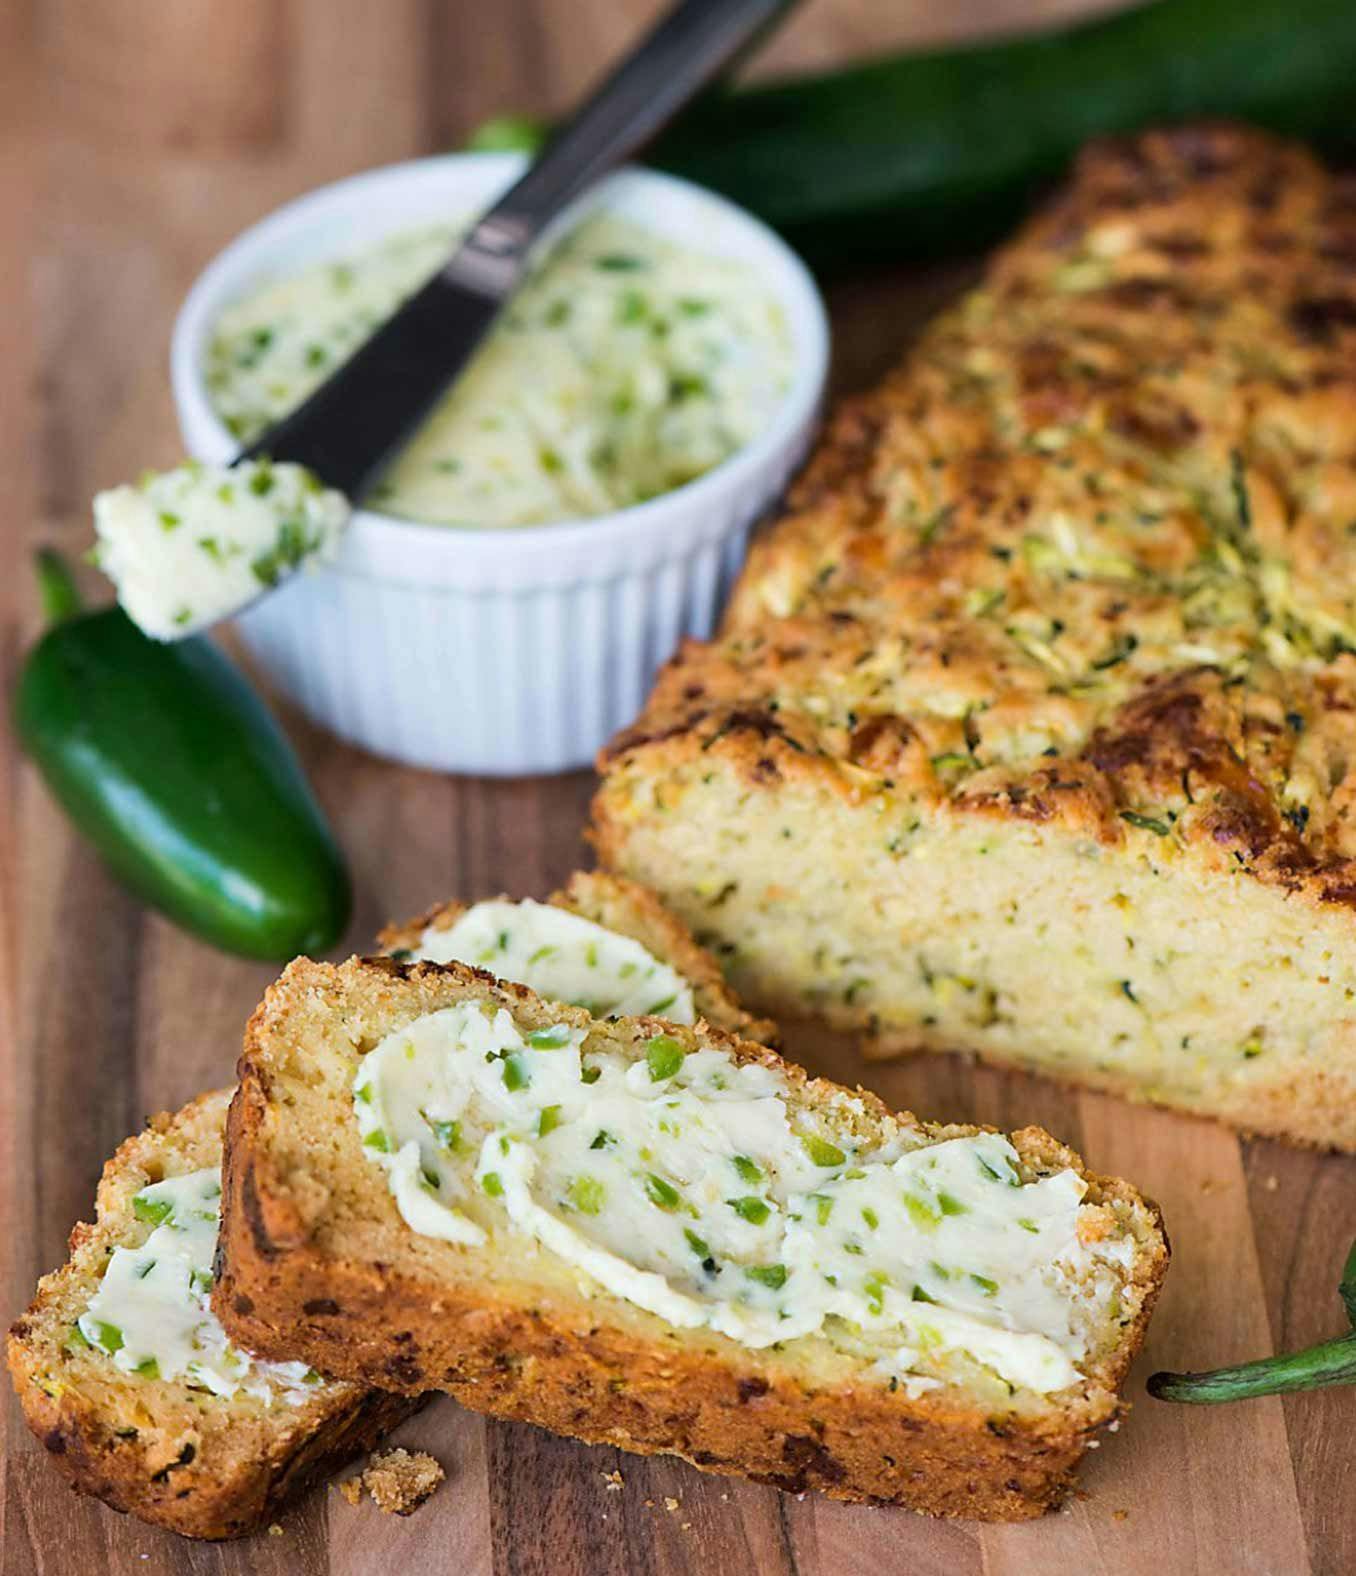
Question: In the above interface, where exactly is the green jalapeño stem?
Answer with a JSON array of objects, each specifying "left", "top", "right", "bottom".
[
  {"left": 1148, "top": 1239, "right": 1356, "bottom": 1403},
  {"left": 1148, "top": 1333, "right": 1356, "bottom": 1403},
  {"left": 34, "top": 547, "right": 84, "bottom": 625}
]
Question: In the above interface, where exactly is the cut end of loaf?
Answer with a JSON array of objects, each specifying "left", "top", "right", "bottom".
[{"left": 594, "top": 749, "right": 1356, "bottom": 1150}]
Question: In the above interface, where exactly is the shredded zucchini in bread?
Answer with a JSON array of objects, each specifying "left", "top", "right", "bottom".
[
  {"left": 214, "top": 957, "right": 1166, "bottom": 1520},
  {"left": 594, "top": 124, "right": 1356, "bottom": 1150}
]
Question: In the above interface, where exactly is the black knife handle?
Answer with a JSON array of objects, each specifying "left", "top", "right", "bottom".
[{"left": 451, "top": 0, "right": 800, "bottom": 293}]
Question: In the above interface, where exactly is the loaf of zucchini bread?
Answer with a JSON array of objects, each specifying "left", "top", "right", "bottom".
[
  {"left": 214, "top": 955, "right": 1167, "bottom": 1520},
  {"left": 9, "top": 873, "right": 757, "bottom": 1538},
  {"left": 594, "top": 123, "right": 1356, "bottom": 1150}
]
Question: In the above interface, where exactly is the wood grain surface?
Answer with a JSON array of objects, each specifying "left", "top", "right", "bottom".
[{"left": 2, "top": 2, "right": 1352, "bottom": 1572}]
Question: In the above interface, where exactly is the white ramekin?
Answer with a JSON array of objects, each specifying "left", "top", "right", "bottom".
[{"left": 171, "top": 154, "right": 828, "bottom": 776}]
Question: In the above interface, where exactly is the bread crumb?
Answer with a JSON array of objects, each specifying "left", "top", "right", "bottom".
[
  {"left": 267, "top": 1524, "right": 284, "bottom": 1537},
  {"left": 1113, "top": 1509, "right": 1130, "bottom": 1522},
  {"left": 602, "top": 1469, "right": 624, "bottom": 1492},
  {"left": 1264, "top": 1174, "right": 1280, "bottom": 1191},
  {"left": 664, "top": 1496, "right": 680, "bottom": 1512},
  {"left": 339, "top": 1448, "right": 445, "bottom": 1516},
  {"left": 1076, "top": 1205, "right": 1117, "bottom": 1244}
]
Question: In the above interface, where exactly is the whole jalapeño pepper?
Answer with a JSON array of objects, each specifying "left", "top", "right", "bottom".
[{"left": 14, "top": 550, "right": 351, "bottom": 960}]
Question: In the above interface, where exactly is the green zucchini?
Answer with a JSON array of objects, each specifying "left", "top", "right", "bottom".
[
  {"left": 472, "top": 0, "right": 1356, "bottom": 270},
  {"left": 15, "top": 551, "right": 351, "bottom": 960}
]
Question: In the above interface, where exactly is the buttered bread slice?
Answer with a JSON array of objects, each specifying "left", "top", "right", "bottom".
[
  {"left": 380, "top": 869, "right": 777, "bottom": 1045},
  {"left": 6, "top": 1091, "right": 418, "bottom": 1540},
  {"left": 215, "top": 957, "right": 1167, "bottom": 1520}
]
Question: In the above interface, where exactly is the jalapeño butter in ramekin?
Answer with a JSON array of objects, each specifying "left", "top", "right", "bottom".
[{"left": 172, "top": 154, "right": 828, "bottom": 776}]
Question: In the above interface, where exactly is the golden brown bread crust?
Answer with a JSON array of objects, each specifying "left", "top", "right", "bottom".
[
  {"left": 215, "top": 956, "right": 1167, "bottom": 1521},
  {"left": 593, "top": 124, "right": 1356, "bottom": 1146},
  {"left": 6, "top": 1090, "right": 419, "bottom": 1540},
  {"left": 378, "top": 869, "right": 779, "bottom": 1047},
  {"left": 8, "top": 1367, "right": 416, "bottom": 1541}
]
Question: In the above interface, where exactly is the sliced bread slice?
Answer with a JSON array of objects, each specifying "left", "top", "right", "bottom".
[
  {"left": 6, "top": 1090, "right": 418, "bottom": 1540},
  {"left": 215, "top": 957, "right": 1168, "bottom": 1520},
  {"left": 380, "top": 869, "right": 779, "bottom": 1046}
]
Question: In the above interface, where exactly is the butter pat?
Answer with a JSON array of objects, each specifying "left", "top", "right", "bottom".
[
  {"left": 411, "top": 899, "right": 695, "bottom": 1023},
  {"left": 78, "top": 1168, "right": 316, "bottom": 1404},
  {"left": 354, "top": 1004, "right": 1136, "bottom": 1396},
  {"left": 92, "top": 458, "right": 349, "bottom": 640}
]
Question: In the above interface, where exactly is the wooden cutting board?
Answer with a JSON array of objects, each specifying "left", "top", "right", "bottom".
[{"left": 1, "top": 3, "right": 1351, "bottom": 1572}]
